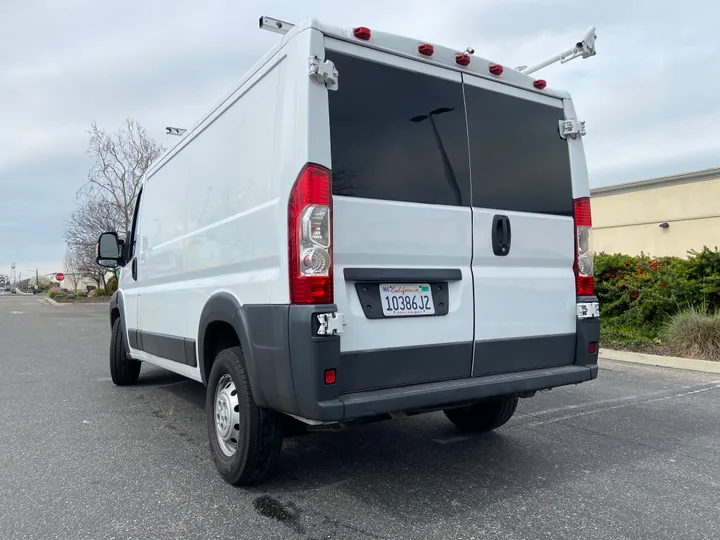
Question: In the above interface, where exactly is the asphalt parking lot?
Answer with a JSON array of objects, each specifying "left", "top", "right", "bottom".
[{"left": 1, "top": 295, "right": 718, "bottom": 540}]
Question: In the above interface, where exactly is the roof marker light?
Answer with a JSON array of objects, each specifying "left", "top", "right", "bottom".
[
  {"left": 534, "top": 79, "right": 548, "bottom": 90},
  {"left": 418, "top": 44, "right": 434, "bottom": 56},
  {"left": 456, "top": 53, "right": 471, "bottom": 66},
  {"left": 353, "top": 27, "right": 371, "bottom": 40},
  {"left": 489, "top": 64, "right": 504, "bottom": 76}
]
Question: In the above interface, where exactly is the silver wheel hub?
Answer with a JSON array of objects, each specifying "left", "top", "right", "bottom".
[{"left": 214, "top": 374, "right": 241, "bottom": 457}]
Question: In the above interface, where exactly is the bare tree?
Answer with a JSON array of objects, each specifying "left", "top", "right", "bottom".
[
  {"left": 82, "top": 118, "right": 164, "bottom": 232},
  {"left": 64, "top": 118, "right": 164, "bottom": 291},
  {"left": 65, "top": 200, "right": 119, "bottom": 291},
  {"left": 64, "top": 249, "right": 82, "bottom": 293}
]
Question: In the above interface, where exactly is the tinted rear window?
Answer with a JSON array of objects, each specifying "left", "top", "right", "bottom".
[
  {"left": 464, "top": 84, "right": 572, "bottom": 216},
  {"left": 327, "top": 52, "right": 471, "bottom": 206},
  {"left": 327, "top": 52, "right": 573, "bottom": 215}
]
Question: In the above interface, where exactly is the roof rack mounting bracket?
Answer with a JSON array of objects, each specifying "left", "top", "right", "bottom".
[{"left": 259, "top": 16, "right": 295, "bottom": 35}]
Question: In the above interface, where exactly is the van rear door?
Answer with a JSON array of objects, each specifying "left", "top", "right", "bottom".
[
  {"left": 324, "top": 40, "right": 475, "bottom": 393},
  {"left": 462, "top": 76, "right": 577, "bottom": 376}
]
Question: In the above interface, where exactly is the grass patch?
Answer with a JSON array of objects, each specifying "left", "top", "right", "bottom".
[{"left": 662, "top": 307, "right": 720, "bottom": 361}]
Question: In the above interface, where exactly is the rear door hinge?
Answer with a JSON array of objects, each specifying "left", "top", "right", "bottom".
[
  {"left": 576, "top": 301, "right": 600, "bottom": 319},
  {"left": 309, "top": 56, "right": 339, "bottom": 91},
  {"left": 317, "top": 312, "right": 347, "bottom": 336},
  {"left": 559, "top": 119, "right": 586, "bottom": 139}
]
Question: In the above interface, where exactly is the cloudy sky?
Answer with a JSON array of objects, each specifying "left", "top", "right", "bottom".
[{"left": 1, "top": 0, "right": 719, "bottom": 277}]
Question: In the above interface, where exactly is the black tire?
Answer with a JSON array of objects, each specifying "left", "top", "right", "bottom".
[
  {"left": 109, "top": 318, "right": 141, "bottom": 386},
  {"left": 206, "top": 346, "right": 284, "bottom": 486},
  {"left": 444, "top": 397, "right": 519, "bottom": 433}
]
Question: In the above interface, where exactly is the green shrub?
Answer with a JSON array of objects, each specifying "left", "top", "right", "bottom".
[
  {"left": 596, "top": 247, "right": 720, "bottom": 347},
  {"left": 663, "top": 307, "right": 720, "bottom": 361},
  {"left": 90, "top": 288, "right": 105, "bottom": 297},
  {"left": 48, "top": 291, "right": 57, "bottom": 299},
  {"left": 106, "top": 276, "right": 118, "bottom": 294},
  {"left": 77, "top": 291, "right": 88, "bottom": 298}
]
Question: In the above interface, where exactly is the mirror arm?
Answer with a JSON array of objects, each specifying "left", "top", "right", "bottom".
[{"left": 117, "top": 238, "right": 127, "bottom": 266}]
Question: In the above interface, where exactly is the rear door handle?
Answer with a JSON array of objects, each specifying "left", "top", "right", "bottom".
[
  {"left": 491, "top": 215, "right": 512, "bottom": 256},
  {"left": 131, "top": 258, "right": 138, "bottom": 280}
]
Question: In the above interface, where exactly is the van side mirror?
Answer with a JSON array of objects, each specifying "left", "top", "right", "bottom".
[{"left": 96, "top": 232, "right": 125, "bottom": 268}]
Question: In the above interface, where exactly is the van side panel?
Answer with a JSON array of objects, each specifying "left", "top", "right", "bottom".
[{"left": 135, "top": 40, "right": 297, "bottom": 375}]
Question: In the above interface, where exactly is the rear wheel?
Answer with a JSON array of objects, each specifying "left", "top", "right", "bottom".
[
  {"left": 206, "top": 346, "right": 284, "bottom": 486},
  {"left": 444, "top": 397, "right": 519, "bottom": 433},
  {"left": 109, "top": 318, "right": 141, "bottom": 385}
]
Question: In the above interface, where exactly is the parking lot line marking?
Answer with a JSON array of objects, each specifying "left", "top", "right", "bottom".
[
  {"left": 524, "top": 380, "right": 720, "bottom": 418},
  {"left": 433, "top": 381, "right": 720, "bottom": 444},
  {"left": 524, "top": 384, "right": 720, "bottom": 428},
  {"left": 433, "top": 435, "right": 476, "bottom": 444}
]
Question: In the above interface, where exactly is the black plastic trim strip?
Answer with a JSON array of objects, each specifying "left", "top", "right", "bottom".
[
  {"left": 472, "top": 333, "right": 576, "bottom": 376},
  {"left": 127, "top": 329, "right": 140, "bottom": 349},
  {"left": 343, "top": 268, "right": 462, "bottom": 283},
  {"left": 126, "top": 329, "right": 197, "bottom": 367},
  {"left": 339, "top": 342, "right": 472, "bottom": 393}
]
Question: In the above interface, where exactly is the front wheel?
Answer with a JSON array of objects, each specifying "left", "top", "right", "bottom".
[
  {"left": 109, "top": 318, "right": 141, "bottom": 386},
  {"left": 206, "top": 346, "right": 284, "bottom": 486},
  {"left": 444, "top": 397, "right": 519, "bottom": 433}
]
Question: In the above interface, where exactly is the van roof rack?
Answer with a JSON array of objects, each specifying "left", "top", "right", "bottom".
[
  {"left": 516, "top": 26, "right": 597, "bottom": 75},
  {"left": 258, "top": 16, "right": 597, "bottom": 76}
]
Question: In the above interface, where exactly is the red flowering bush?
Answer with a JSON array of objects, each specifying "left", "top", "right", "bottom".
[{"left": 595, "top": 247, "right": 720, "bottom": 347}]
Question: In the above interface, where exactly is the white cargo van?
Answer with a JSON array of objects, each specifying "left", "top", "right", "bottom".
[{"left": 96, "top": 17, "right": 600, "bottom": 486}]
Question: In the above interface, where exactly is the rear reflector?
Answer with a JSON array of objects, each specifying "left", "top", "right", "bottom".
[
  {"left": 353, "top": 27, "right": 371, "bottom": 40},
  {"left": 288, "top": 164, "right": 333, "bottom": 304},
  {"left": 573, "top": 197, "right": 594, "bottom": 297},
  {"left": 489, "top": 64, "right": 504, "bottom": 76},
  {"left": 324, "top": 369, "right": 336, "bottom": 385},
  {"left": 589, "top": 342, "right": 598, "bottom": 354},
  {"left": 533, "top": 79, "right": 547, "bottom": 90},
  {"left": 418, "top": 44, "right": 434, "bottom": 56},
  {"left": 456, "top": 53, "right": 471, "bottom": 66}
]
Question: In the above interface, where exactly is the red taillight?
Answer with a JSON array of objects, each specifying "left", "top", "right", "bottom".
[
  {"left": 288, "top": 164, "right": 333, "bottom": 304},
  {"left": 489, "top": 63, "right": 504, "bottom": 76},
  {"left": 573, "top": 197, "right": 592, "bottom": 227},
  {"left": 456, "top": 53, "right": 471, "bottom": 66},
  {"left": 353, "top": 27, "right": 371, "bottom": 40},
  {"left": 533, "top": 79, "right": 547, "bottom": 90},
  {"left": 588, "top": 342, "right": 598, "bottom": 354},
  {"left": 573, "top": 197, "right": 594, "bottom": 297},
  {"left": 418, "top": 44, "right": 434, "bottom": 56},
  {"left": 324, "top": 369, "right": 336, "bottom": 385}
]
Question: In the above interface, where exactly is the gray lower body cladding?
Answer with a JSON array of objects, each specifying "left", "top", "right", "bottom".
[{"left": 239, "top": 303, "right": 600, "bottom": 422}]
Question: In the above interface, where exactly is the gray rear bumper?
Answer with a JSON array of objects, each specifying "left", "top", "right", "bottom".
[
  {"left": 237, "top": 303, "right": 600, "bottom": 423},
  {"left": 338, "top": 364, "right": 597, "bottom": 420}
]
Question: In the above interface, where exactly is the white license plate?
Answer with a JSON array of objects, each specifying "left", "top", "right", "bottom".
[{"left": 380, "top": 284, "right": 435, "bottom": 317}]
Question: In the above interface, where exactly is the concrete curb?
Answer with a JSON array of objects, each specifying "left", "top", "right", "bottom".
[
  {"left": 600, "top": 348, "right": 720, "bottom": 374},
  {"left": 43, "top": 297, "right": 110, "bottom": 307}
]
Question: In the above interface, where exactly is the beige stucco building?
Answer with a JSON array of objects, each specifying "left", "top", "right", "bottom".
[{"left": 591, "top": 167, "right": 720, "bottom": 257}]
